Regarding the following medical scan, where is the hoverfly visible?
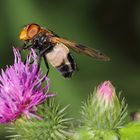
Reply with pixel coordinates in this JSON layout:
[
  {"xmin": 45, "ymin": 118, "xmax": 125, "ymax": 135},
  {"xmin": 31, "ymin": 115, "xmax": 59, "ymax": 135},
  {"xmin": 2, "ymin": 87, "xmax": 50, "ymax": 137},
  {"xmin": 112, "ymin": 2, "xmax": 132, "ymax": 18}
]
[{"xmin": 19, "ymin": 23, "xmax": 110, "ymax": 78}]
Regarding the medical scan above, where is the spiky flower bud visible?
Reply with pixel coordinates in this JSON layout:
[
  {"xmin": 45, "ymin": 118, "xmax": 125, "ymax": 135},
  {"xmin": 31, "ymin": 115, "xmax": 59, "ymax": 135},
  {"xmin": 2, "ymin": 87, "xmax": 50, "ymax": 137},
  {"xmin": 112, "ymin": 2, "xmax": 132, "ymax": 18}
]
[
  {"xmin": 74, "ymin": 81, "xmax": 127, "ymax": 140},
  {"xmin": 82, "ymin": 81, "xmax": 127, "ymax": 129}
]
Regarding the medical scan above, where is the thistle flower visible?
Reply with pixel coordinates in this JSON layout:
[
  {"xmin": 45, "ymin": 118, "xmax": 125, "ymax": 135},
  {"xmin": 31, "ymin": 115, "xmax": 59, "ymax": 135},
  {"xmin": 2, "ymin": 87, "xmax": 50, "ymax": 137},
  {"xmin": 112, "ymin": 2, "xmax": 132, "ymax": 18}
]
[{"xmin": 0, "ymin": 48, "xmax": 53, "ymax": 124}]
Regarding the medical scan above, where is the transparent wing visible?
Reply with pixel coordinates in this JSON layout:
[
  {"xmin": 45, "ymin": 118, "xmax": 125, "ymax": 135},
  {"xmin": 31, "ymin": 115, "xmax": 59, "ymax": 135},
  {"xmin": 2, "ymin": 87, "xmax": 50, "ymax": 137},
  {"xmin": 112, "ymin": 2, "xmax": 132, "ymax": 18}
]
[{"xmin": 50, "ymin": 37, "xmax": 110, "ymax": 61}]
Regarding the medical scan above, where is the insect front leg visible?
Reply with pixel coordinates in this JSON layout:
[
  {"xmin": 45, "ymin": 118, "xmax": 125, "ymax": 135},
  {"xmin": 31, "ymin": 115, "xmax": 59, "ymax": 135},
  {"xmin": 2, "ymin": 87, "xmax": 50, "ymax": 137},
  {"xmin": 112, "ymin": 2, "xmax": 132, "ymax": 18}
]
[
  {"xmin": 16, "ymin": 42, "xmax": 26, "ymax": 53},
  {"xmin": 18, "ymin": 41, "xmax": 29, "ymax": 51},
  {"xmin": 39, "ymin": 44, "xmax": 53, "ymax": 56},
  {"xmin": 20, "ymin": 42, "xmax": 27, "ymax": 50}
]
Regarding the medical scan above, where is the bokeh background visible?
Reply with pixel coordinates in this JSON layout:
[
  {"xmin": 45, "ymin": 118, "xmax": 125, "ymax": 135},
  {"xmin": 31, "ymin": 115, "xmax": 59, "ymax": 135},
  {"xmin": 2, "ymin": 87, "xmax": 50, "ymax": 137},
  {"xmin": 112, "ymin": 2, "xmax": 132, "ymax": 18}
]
[{"xmin": 0, "ymin": 0, "xmax": 140, "ymax": 139}]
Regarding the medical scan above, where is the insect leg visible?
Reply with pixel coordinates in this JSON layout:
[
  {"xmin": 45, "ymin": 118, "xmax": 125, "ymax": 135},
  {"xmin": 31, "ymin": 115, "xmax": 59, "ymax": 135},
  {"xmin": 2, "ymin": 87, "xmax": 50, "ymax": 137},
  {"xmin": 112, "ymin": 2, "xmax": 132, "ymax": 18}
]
[
  {"xmin": 16, "ymin": 43, "xmax": 26, "ymax": 53},
  {"xmin": 24, "ymin": 44, "xmax": 32, "ymax": 50},
  {"xmin": 23, "ymin": 45, "xmax": 37, "ymax": 64},
  {"xmin": 21, "ymin": 43, "xmax": 31, "ymax": 64},
  {"xmin": 43, "ymin": 55, "xmax": 50, "ymax": 76},
  {"xmin": 35, "ymin": 54, "xmax": 42, "ymax": 73},
  {"xmin": 39, "ymin": 45, "xmax": 53, "ymax": 56},
  {"xmin": 18, "ymin": 42, "xmax": 32, "ymax": 53},
  {"xmin": 20, "ymin": 42, "xmax": 27, "ymax": 50},
  {"xmin": 36, "ymin": 45, "xmax": 52, "ymax": 75}
]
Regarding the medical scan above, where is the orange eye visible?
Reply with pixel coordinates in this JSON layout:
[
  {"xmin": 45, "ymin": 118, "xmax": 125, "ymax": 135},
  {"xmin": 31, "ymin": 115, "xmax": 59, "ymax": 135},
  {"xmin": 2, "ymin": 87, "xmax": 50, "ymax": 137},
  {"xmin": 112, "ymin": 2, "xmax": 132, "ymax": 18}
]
[
  {"xmin": 19, "ymin": 23, "xmax": 40, "ymax": 41},
  {"xmin": 19, "ymin": 24, "xmax": 40, "ymax": 41},
  {"xmin": 27, "ymin": 24, "xmax": 40, "ymax": 38}
]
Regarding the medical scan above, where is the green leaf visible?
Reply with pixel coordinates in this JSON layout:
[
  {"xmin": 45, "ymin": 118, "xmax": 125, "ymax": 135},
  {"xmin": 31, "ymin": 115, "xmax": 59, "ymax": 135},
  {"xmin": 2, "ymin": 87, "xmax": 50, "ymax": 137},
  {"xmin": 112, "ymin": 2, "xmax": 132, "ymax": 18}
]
[
  {"xmin": 72, "ymin": 128, "xmax": 119, "ymax": 140},
  {"xmin": 119, "ymin": 121, "xmax": 140, "ymax": 140}
]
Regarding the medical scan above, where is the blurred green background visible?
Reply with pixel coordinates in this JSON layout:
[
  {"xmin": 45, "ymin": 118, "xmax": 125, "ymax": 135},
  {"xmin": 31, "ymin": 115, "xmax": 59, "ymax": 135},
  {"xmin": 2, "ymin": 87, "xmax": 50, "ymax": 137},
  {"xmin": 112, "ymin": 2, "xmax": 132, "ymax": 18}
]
[{"xmin": 0, "ymin": 0, "xmax": 140, "ymax": 139}]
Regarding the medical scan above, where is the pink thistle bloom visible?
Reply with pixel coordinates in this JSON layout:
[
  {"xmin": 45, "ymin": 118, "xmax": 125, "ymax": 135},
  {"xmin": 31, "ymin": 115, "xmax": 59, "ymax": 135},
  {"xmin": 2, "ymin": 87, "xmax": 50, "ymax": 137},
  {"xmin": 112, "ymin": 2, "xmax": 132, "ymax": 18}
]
[
  {"xmin": 97, "ymin": 81, "xmax": 115, "ymax": 102},
  {"xmin": 0, "ymin": 48, "xmax": 54, "ymax": 124}
]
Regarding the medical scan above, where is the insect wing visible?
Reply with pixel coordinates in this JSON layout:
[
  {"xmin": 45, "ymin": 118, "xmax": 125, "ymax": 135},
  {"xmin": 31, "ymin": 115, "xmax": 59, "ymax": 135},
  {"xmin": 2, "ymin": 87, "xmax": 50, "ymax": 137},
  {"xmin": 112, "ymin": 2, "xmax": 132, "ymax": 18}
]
[{"xmin": 50, "ymin": 37, "xmax": 110, "ymax": 61}]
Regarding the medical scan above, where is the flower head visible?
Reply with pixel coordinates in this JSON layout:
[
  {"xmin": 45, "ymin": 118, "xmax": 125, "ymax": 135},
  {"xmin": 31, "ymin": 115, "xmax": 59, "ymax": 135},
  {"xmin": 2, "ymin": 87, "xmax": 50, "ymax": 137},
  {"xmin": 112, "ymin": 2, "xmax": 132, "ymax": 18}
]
[{"xmin": 0, "ymin": 48, "xmax": 53, "ymax": 123}]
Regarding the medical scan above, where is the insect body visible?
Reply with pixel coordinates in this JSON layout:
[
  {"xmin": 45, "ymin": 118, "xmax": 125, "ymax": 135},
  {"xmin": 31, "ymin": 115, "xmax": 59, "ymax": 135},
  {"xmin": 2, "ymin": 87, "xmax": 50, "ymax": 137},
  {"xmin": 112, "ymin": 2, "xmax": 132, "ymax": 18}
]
[{"xmin": 19, "ymin": 23, "xmax": 110, "ymax": 78}]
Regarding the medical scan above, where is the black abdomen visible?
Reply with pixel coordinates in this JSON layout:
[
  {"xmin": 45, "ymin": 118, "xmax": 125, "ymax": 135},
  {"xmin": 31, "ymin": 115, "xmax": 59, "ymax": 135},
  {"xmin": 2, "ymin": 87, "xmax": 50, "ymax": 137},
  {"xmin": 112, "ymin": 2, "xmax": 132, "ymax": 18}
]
[{"xmin": 57, "ymin": 53, "xmax": 76, "ymax": 78}]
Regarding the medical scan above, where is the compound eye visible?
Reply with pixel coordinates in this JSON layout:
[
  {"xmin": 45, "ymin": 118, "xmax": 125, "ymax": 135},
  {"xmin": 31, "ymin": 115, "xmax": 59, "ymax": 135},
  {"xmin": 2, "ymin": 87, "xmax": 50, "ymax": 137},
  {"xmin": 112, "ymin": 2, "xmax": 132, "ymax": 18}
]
[{"xmin": 27, "ymin": 24, "xmax": 40, "ymax": 38}]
